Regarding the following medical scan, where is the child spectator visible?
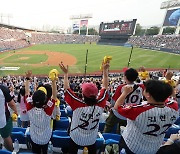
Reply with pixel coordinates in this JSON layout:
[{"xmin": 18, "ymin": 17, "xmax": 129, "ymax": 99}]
[
  {"xmin": 24, "ymin": 70, "xmax": 56, "ymax": 154},
  {"xmin": 17, "ymin": 86, "xmax": 29, "ymax": 128},
  {"xmin": 114, "ymin": 80, "xmax": 179, "ymax": 154}
]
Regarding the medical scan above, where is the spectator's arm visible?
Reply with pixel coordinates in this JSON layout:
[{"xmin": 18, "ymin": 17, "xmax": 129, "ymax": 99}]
[
  {"xmin": 8, "ymin": 99, "xmax": 18, "ymax": 116},
  {"xmin": 59, "ymin": 62, "xmax": 70, "ymax": 90},
  {"xmin": 102, "ymin": 61, "xmax": 110, "ymax": 89},
  {"xmin": 25, "ymin": 70, "xmax": 32, "ymax": 96},
  {"xmin": 164, "ymin": 134, "xmax": 180, "ymax": 146},
  {"xmin": 114, "ymin": 85, "xmax": 133, "ymax": 110},
  {"xmin": 52, "ymin": 80, "xmax": 57, "ymax": 100}
]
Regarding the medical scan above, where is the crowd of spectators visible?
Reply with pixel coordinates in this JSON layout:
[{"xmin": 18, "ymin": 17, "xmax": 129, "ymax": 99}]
[
  {"xmin": 1, "ymin": 25, "xmax": 180, "ymax": 52},
  {"xmin": 127, "ymin": 35, "xmax": 180, "ymax": 51},
  {"xmin": 0, "ymin": 67, "xmax": 180, "ymax": 153},
  {"xmin": 0, "ymin": 26, "xmax": 100, "ymax": 51},
  {"xmin": 0, "ymin": 27, "xmax": 29, "ymax": 51},
  {"xmin": 30, "ymin": 33, "xmax": 100, "ymax": 44},
  {"xmin": 1, "ymin": 70, "xmax": 179, "ymax": 104}
]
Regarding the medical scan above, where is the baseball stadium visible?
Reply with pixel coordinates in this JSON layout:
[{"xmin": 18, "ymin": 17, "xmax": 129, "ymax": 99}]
[{"xmin": 0, "ymin": 0, "xmax": 180, "ymax": 154}]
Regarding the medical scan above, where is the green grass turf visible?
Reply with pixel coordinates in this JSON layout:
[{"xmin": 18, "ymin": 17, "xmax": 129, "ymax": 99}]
[{"xmin": 0, "ymin": 44, "xmax": 179, "ymax": 76}]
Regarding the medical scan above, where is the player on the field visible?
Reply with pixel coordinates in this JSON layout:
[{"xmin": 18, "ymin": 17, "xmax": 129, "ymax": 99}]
[{"xmin": 114, "ymin": 80, "xmax": 179, "ymax": 154}]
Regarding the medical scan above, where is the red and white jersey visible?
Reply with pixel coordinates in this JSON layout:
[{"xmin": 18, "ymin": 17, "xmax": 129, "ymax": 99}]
[
  {"xmin": 118, "ymin": 100, "xmax": 179, "ymax": 154},
  {"xmin": 25, "ymin": 96, "xmax": 55, "ymax": 145},
  {"xmin": 112, "ymin": 83, "xmax": 144, "ymax": 104},
  {"xmin": 112, "ymin": 83, "xmax": 144, "ymax": 119},
  {"xmin": 65, "ymin": 88, "xmax": 108, "ymax": 146}
]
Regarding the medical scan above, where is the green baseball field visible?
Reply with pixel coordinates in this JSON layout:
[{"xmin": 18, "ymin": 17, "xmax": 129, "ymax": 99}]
[{"xmin": 0, "ymin": 44, "xmax": 179, "ymax": 76}]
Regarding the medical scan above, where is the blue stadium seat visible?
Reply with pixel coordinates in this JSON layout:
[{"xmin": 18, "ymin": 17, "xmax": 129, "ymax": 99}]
[
  {"xmin": 12, "ymin": 127, "xmax": 26, "ymax": 134},
  {"xmin": 54, "ymin": 117, "xmax": 70, "ymax": 130},
  {"xmin": 98, "ymin": 122, "xmax": 118, "ymax": 134},
  {"xmin": 99, "ymin": 122, "xmax": 105, "ymax": 133},
  {"xmin": 165, "ymin": 124, "xmax": 180, "ymax": 139},
  {"xmin": 53, "ymin": 130, "xmax": 69, "ymax": 136},
  {"xmin": 66, "ymin": 109, "xmax": 73, "ymax": 117},
  {"xmin": 60, "ymin": 104, "xmax": 65, "ymax": 110},
  {"xmin": 0, "ymin": 149, "xmax": 11, "ymax": 154},
  {"xmin": 17, "ymin": 117, "xmax": 22, "ymax": 127},
  {"xmin": 11, "ymin": 131, "xmax": 26, "ymax": 144},
  {"xmin": 60, "ymin": 109, "xmax": 67, "ymax": 117},
  {"xmin": 11, "ymin": 127, "xmax": 26, "ymax": 144},
  {"xmin": 102, "ymin": 133, "xmax": 121, "ymax": 145},
  {"xmin": 96, "ymin": 136, "xmax": 105, "ymax": 150},
  {"xmin": 174, "ymin": 117, "xmax": 180, "ymax": 125},
  {"xmin": 98, "ymin": 133, "xmax": 121, "ymax": 153},
  {"xmin": 52, "ymin": 130, "xmax": 70, "ymax": 149}
]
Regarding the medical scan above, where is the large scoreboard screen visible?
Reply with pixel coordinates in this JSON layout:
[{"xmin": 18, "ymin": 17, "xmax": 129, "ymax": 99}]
[
  {"xmin": 163, "ymin": 8, "xmax": 180, "ymax": 26},
  {"xmin": 99, "ymin": 19, "xmax": 137, "ymax": 39}
]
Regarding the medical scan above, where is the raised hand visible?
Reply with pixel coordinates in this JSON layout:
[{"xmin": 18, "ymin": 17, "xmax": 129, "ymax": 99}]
[
  {"xmin": 25, "ymin": 70, "xmax": 32, "ymax": 78},
  {"xmin": 102, "ymin": 61, "xmax": 110, "ymax": 71},
  {"xmin": 122, "ymin": 85, "xmax": 133, "ymax": 95},
  {"xmin": 59, "ymin": 62, "xmax": 68, "ymax": 74}
]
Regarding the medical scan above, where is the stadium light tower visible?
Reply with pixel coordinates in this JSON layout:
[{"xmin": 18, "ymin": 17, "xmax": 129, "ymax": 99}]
[{"xmin": 70, "ymin": 14, "xmax": 92, "ymax": 35}]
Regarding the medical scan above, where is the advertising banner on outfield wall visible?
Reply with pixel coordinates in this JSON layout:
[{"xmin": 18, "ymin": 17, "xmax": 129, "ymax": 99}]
[{"xmin": 140, "ymin": 46, "xmax": 180, "ymax": 54}]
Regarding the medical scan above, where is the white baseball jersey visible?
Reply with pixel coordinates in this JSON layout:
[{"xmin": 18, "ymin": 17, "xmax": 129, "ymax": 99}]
[
  {"xmin": 26, "ymin": 96, "xmax": 55, "ymax": 145},
  {"xmin": 65, "ymin": 88, "xmax": 108, "ymax": 146},
  {"xmin": 112, "ymin": 83, "xmax": 144, "ymax": 119},
  {"xmin": 117, "ymin": 100, "xmax": 179, "ymax": 154},
  {"xmin": 112, "ymin": 83, "xmax": 144, "ymax": 104}
]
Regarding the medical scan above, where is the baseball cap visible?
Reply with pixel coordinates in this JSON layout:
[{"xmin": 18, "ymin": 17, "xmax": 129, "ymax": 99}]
[
  {"xmin": 38, "ymin": 87, "xmax": 47, "ymax": 95},
  {"xmin": 32, "ymin": 90, "xmax": 47, "ymax": 108},
  {"xmin": 81, "ymin": 82, "xmax": 98, "ymax": 98},
  {"xmin": 122, "ymin": 67, "xmax": 128, "ymax": 72}
]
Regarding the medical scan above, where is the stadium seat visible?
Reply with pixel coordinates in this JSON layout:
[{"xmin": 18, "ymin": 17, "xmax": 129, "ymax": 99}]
[
  {"xmin": 11, "ymin": 131, "xmax": 26, "ymax": 144},
  {"xmin": 54, "ymin": 117, "xmax": 70, "ymax": 130},
  {"xmin": 52, "ymin": 130, "xmax": 70, "ymax": 149},
  {"xmin": 174, "ymin": 117, "xmax": 180, "ymax": 125},
  {"xmin": 165, "ymin": 124, "xmax": 180, "ymax": 139},
  {"xmin": 60, "ymin": 109, "xmax": 67, "ymax": 117},
  {"xmin": 53, "ymin": 130, "xmax": 69, "ymax": 136},
  {"xmin": 11, "ymin": 127, "xmax": 26, "ymax": 144},
  {"xmin": 98, "ymin": 122, "xmax": 118, "ymax": 134},
  {"xmin": 66, "ymin": 108, "xmax": 73, "ymax": 117},
  {"xmin": 0, "ymin": 149, "xmax": 11, "ymax": 154},
  {"xmin": 96, "ymin": 133, "xmax": 105, "ymax": 150},
  {"xmin": 99, "ymin": 122, "xmax": 105, "ymax": 133},
  {"xmin": 17, "ymin": 117, "xmax": 22, "ymax": 127},
  {"xmin": 98, "ymin": 133, "xmax": 121, "ymax": 153},
  {"xmin": 102, "ymin": 133, "xmax": 121, "ymax": 145},
  {"xmin": 60, "ymin": 104, "xmax": 65, "ymax": 110},
  {"xmin": 12, "ymin": 127, "xmax": 26, "ymax": 134}
]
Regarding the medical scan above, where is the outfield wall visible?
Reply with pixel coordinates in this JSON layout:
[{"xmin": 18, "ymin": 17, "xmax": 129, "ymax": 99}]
[{"xmin": 139, "ymin": 46, "xmax": 180, "ymax": 54}]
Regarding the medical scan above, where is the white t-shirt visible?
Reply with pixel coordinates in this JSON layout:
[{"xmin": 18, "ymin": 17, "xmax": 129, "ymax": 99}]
[{"xmin": 0, "ymin": 89, "xmax": 6, "ymax": 128}]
